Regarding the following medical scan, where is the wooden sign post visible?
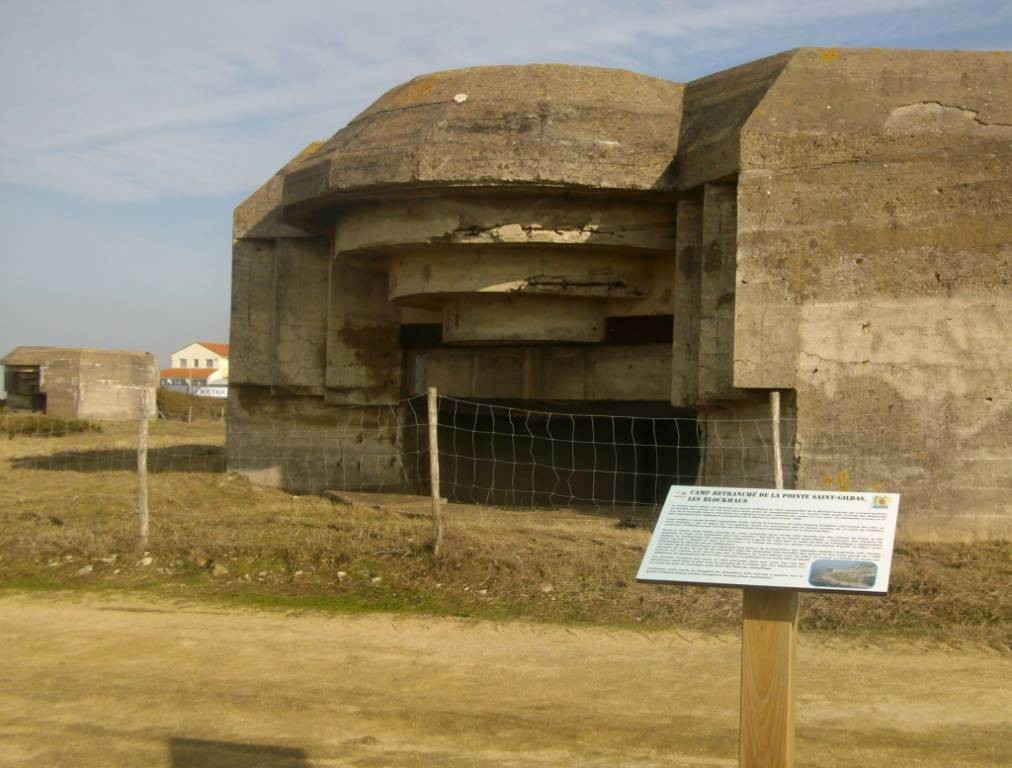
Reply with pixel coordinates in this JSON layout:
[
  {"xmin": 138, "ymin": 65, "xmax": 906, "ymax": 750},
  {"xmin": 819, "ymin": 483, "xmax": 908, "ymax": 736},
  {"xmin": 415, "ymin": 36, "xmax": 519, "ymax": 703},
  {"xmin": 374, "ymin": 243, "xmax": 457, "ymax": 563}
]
[
  {"xmin": 739, "ymin": 390, "xmax": 796, "ymax": 768},
  {"xmin": 740, "ymin": 589, "xmax": 797, "ymax": 767},
  {"xmin": 636, "ymin": 390, "xmax": 900, "ymax": 768}
]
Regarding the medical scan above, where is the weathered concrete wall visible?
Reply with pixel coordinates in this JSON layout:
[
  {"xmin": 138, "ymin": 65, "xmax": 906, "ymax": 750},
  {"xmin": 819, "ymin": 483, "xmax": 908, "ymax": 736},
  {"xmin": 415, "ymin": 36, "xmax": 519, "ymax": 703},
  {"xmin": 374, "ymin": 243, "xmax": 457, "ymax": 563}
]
[
  {"xmin": 229, "ymin": 239, "xmax": 276, "ymax": 387},
  {"xmin": 73, "ymin": 351, "xmax": 157, "ymax": 421},
  {"xmin": 405, "ymin": 344, "xmax": 672, "ymax": 402},
  {"xmin": 225, "ymin": 387, "xmax": 412, "ymax": 493},
  {"xmin": 275, "ymin": 239, "xmax": 329, "ymax": 391},
  {"xmin": 325, "ymin": 257, "xmax": 400, "ymax": 404},
  {"xmin": 231, "ymin": 145, "xmax": 402, "ymax": 406},
  {"xmin": 722, "ymin": 49, "xmax": 1012, "ymax": 539},
  {"xmin": 231, "ymin": 143, "xmax": 333, "ymax": 397},
  {"xmin": 671, "ymin": 193, "xmax": 702, "ymax": 404},
  {"xmin": 670, "ymin": 183, "xmax": 745, "ymax": 404},
  {"xmin": 229, "ymin": 145, "xmax": 403, "ymax": 484},
  {"xmin": 38, "ymin": 358, "xmax": 80, "ymax": 418},
  {"xmin": 229, "ymin": 237, "xmax": 330, "ymax": 393}
]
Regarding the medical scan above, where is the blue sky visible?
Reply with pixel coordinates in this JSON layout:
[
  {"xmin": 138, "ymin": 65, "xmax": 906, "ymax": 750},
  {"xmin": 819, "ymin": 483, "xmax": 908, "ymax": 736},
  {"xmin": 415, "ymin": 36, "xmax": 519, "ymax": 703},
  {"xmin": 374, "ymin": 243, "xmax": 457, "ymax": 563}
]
[{"xmin": 1, "ymin": 0, "xmax": 1009, "ymax": 370}]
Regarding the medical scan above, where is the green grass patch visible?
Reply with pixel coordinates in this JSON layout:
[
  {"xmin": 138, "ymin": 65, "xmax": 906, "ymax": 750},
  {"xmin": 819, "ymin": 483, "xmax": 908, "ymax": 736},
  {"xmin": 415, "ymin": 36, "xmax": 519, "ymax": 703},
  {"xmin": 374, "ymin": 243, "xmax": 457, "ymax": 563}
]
[{"xmin": 1, "ymin": 412, "xmax": 101, "ymax": 437}]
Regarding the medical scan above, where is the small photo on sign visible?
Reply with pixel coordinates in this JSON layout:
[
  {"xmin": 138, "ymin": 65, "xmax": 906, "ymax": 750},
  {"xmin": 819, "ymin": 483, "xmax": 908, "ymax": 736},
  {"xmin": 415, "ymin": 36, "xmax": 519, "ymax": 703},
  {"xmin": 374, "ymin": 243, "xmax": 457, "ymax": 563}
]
[{"xmin": 807, "ymin": 559, "xmax": 878, "ymax": 590}]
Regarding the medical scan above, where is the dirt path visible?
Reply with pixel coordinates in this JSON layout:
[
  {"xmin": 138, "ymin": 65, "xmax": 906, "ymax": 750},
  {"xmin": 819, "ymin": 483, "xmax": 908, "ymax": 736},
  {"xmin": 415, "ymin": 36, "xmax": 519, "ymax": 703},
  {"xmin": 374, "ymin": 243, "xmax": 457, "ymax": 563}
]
[{"xmin": 0, "ymin": 593, "xmax": 1008, "ymax": 767}]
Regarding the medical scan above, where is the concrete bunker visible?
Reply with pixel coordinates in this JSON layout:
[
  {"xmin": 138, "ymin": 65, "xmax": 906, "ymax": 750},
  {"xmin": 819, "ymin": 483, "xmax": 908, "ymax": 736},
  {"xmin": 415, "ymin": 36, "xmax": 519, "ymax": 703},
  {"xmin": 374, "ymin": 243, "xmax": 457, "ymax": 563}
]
[
  {"xmin": 229, "ymin": 50, "xmax": 1012, "ymax": 540},
  {"xmin": 2, "ymin": 346, "xmax": 157, "ymax": 421}
]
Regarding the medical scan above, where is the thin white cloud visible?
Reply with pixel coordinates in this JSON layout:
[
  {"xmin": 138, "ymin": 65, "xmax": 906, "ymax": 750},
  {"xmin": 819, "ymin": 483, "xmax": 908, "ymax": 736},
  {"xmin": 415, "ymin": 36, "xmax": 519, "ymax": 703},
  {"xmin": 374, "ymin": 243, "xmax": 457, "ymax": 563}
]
[{"xmin": 0, "ymin": 0, "xmax": 1001, "ymax": 203}]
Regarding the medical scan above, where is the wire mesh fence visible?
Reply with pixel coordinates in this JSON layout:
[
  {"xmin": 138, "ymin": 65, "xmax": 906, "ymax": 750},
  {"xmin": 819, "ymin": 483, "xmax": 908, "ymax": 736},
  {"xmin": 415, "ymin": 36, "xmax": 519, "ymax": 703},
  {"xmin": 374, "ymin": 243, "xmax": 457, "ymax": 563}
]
[
  {"xmin": 1, "ymin": 392, "xmax": 794, "ymax": 535},
  {"xmin": 443, "ymin": 397, "xmax": 710, "ymax": 508}
]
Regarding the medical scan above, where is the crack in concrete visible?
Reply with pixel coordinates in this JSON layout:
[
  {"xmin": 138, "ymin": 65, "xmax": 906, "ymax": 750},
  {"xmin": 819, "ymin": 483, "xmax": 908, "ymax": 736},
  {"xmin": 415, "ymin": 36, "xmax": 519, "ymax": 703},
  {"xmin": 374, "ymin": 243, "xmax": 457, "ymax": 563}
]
[
  {"xmin": 898, "ymin": 101, "xmax": 1012, "ymax": 129},
  {"xmin": 795, "ymin": 351, "xmax": 997, "ymax": 373}
]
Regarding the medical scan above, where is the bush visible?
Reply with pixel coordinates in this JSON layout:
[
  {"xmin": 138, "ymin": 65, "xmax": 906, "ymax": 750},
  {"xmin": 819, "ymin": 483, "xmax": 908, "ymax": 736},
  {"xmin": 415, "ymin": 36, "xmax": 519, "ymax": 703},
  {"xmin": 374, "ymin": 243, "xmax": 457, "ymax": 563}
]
[
  {"xmin": 1, "ymin": 412, "xmax": 101, "ymax": 437},
  {"xmin": 156, "ymin": 388, "xmax": 227, "ymax": 421}
]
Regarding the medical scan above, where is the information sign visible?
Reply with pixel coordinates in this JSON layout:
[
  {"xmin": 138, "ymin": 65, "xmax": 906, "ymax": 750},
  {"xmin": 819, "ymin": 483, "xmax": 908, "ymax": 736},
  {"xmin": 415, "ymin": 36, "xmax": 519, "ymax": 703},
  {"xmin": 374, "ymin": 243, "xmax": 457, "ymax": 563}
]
[{"xmin": 637, "ymin": 486, "xmax": 900, "ymax": 594}]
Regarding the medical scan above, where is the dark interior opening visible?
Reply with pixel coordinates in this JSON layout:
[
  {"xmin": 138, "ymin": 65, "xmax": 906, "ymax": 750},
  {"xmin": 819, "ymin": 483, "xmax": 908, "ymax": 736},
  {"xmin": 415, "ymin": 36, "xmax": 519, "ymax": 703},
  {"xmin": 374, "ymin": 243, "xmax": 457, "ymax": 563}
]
[
  {"xmin": 400, "ymin": 323, "xmax": 443, "ymax": 348},
  {"xmin": 5, "ymin": 366, "xmax": 45, "ymax": 412},
  {"xmin": 435, "ymin": 399, "xmax": 700, "ymax": 508},
  {"xmin": 604, "ymin": 314, "xmax": 674, "ymax": 344},
  {"xmin": 401, "ymin": 316, "xmax": 675, "ymax": 349}
]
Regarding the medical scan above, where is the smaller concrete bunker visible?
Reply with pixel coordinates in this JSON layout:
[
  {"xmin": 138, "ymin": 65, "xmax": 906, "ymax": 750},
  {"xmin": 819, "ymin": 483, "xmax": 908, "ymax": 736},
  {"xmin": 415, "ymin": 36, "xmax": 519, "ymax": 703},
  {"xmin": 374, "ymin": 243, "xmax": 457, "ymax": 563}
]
[{"xmin": 2, "ymin": 346, "xmax": 157, "ymax": 421}]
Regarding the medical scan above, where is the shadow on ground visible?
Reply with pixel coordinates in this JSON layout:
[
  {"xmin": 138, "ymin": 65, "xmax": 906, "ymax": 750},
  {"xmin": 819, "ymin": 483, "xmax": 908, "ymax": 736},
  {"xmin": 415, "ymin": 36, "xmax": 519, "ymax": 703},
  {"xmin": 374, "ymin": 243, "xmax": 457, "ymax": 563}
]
[
  {"xmin": 10, "ymin": 445, "xmax": 225, "ymax": 473},
  {"xmin": 168, "ymin": 738, "xmax": 309, "ymax": 768}
]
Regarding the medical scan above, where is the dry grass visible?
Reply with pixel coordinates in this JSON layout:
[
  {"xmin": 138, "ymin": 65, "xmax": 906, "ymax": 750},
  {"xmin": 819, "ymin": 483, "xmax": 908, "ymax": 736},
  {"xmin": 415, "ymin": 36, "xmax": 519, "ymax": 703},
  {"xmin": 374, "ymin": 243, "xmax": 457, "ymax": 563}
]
[{"xmin": 0, "ymin": 421, "xmax": 1008, "ymax": 649}]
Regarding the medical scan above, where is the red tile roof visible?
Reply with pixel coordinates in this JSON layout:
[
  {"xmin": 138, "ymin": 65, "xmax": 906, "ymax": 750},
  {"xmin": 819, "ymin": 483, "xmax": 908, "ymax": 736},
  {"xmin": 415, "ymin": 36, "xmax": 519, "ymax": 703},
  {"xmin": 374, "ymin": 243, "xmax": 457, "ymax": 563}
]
[
  {"xmin": 197, "ymin": 342, "xmax": 229, "ymax": 357},
  {"xmin": 160, "ymin": 368, "xmax": 215, "ymax": 378}
]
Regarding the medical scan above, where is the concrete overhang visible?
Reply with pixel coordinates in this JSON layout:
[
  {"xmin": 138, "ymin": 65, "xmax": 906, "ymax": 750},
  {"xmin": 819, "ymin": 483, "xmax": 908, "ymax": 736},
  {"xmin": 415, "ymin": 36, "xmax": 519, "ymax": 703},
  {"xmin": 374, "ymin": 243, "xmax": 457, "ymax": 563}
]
[
  {"xmin": 275, "ymin": 64, "xmax": 684, "ymax": 228},
  {"xmin": 669, "ymin": 47, "xmax": 1012, "ymax": 190}
]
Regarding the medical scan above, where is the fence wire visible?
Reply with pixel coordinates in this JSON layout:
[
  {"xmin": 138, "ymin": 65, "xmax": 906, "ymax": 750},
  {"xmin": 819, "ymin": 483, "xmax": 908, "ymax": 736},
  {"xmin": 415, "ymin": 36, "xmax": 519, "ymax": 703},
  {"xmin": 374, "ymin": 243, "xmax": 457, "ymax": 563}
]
[
  {"xmin": 1, "ymin": 394, "xmax": 795, "ymax": 524},
  {"xmin": 435, "ymin": 396, "xmax": 793, "ymax": 510}
]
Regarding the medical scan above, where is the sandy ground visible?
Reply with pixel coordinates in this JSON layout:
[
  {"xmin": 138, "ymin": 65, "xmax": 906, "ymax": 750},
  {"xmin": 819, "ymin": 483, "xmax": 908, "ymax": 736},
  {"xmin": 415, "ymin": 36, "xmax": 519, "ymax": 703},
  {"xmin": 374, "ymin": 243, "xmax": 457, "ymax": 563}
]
[{"xmin": 0, "ymin": 593, "xmax": 1008, "ymax": 768}]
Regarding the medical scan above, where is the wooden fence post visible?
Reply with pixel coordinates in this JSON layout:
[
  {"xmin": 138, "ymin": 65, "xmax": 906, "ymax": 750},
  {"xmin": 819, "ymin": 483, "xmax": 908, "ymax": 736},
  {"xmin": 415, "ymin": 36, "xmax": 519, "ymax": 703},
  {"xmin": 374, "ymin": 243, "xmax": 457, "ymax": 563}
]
[
  {"xmin": 739, "ymin": 390, "xmax": 797, "ymax": 767},
  {"xmin": 771, "ymin": 390, "xmax": 784, "ymax": 492},
  {"xmin": 138, "ymin": 389, "xmax": 150, "ymax": 546},
  {"xmin": 427, "ymin": 387, "xmax": 444, "ymax": 557}
]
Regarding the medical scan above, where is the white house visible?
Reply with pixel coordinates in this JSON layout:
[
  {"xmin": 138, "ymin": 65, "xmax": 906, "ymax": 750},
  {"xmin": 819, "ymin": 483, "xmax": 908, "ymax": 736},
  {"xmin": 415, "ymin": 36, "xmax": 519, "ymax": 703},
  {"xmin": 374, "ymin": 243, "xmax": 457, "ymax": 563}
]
[{"xmin": 160, "ymin": 341, "xmax": 229, "ymax": 394}]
